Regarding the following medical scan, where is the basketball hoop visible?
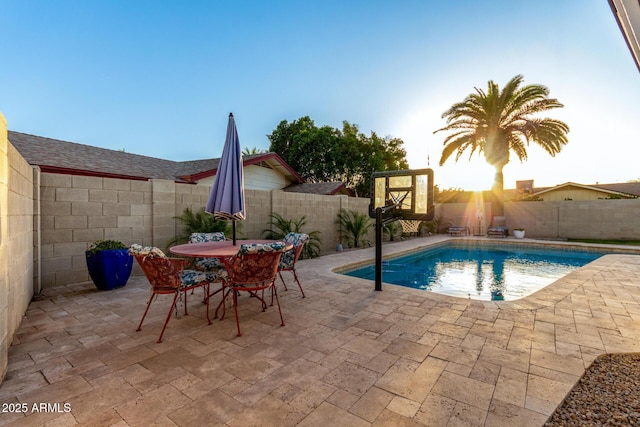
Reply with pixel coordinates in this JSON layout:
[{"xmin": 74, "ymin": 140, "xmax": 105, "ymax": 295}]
[{"xmin": 369, "ymin": 169, "xmax": 435, "ymax": 291}]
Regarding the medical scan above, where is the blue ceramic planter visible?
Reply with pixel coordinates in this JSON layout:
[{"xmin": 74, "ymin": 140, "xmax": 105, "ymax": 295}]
[{"xmin": 85, "ymin": 249, "xmax": 133, "ymax": 291}]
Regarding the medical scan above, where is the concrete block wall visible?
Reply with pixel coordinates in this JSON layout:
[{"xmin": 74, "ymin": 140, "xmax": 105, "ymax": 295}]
[
  {"xmin": 37, "ymin": 176, "xmax": 375, "ymax": 288},
  {"xmin": 440, "ymin": 200, "xmax": 640, "ymax": 239},
  {"xmin": 271, "ymin": 191, "xmax": 349, "ymax": 253},
  {"xmin": 151, "ymin": 179, "xmax": 176, "ymax": 248},
  {"xmin": 506, "ymin": 202, "xmax": 561, "ymax": 237},
  {"xmin": 174, "ymin": 182, "xmax": 215, "ymax": 244},
  {"xmin": 506, "ymin": 200, "xmax": 640, "ymax": 239},
  {"xmin": 557, "ymin": 199, "xmax": 640, "ymax": 239},
  {"xmin": 39, "ymin": 173, "xmax": 153, "ymax": 287},
  {"xmin": 0, "ymin": 113, "xmax": 9, "ymax": 383},
  {"xmin": 435, "ymin": 202, "xmax": 490, "ymax": 234},
  {"xmin": 244, "ymin": 188, "xmax": 272, "ymax": 239},
  {"xmin": 0, "ymin": 113, "xmax": 34, "ymax": 383}
]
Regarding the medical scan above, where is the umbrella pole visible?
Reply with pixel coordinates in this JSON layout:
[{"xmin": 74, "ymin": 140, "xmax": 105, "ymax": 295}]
[{"xmin": 232, "ymin": 220, "xmax": 236, "ymax": 245}]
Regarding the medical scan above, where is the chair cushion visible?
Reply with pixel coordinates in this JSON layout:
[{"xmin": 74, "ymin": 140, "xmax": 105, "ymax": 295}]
[
  {"xmin": 189, "ymin": 232, "xmax": 226, "ymax": 243},
  {"xmin": 181, "ymin": 269, "xmax": 226, "ymax": 287},
  {"xmin": 279, "ymin": 250, "xmax": 296, "ymax": 269},
  {"xmin": 195, "ymin": 257, "xmax": 224, "ymax": 271},
  {"xmin": 238, "ymin": 242, "xmax": 286, "ymax": 254},
  {"xmin": 129, "ymin": 244, "xmax": 166, "ymax": 258},
  {"xmin": 283, "ymin": 232, "xmax": 309, "ymax": 246},
  {"xmin": 279, "ymin": 233, "xmax": 308, "ymax": 269}
]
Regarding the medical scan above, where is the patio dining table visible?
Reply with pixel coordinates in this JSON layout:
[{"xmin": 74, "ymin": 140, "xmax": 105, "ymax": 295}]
[{"xmin": 169, "ymin": 239, "xmax": 291, "ymax": 259}]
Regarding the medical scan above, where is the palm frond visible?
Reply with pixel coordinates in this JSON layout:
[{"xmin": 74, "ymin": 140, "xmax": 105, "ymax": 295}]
[
  {"xmin": 261, "ymin": 212, "xmax": 322, "ymax": 258},
  {"xmin": 166, "ymin": 207, "xmax": 231, "ymax": 249},
  {"xmin": 336, "ymin": 208, "xmax": 373, "ymax": 248},
  {"xmin": 436, "ymin": 74, "xmax": 569, "ymax": 170}
]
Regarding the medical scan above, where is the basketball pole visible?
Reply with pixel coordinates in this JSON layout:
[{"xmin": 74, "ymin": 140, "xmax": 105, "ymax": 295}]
[
  {"xmin": 375, "ymin": 207, "xmax": 383, "ymax": 291},
  {"xmin": 374, "ymin": 193, "xmax": 407, "ymax": 291}
]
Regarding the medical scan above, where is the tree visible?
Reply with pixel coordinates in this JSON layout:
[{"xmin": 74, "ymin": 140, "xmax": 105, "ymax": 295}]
[
  {"xmin": 434, "ymin": 75, "xmax": 569, "ymax": 215},
  {"xmin": 242, "ymin": 147, "xmax": 266, "ymax": 155},
  {"xmin": 268, "ymin": 117, "xmax": 408, "ymax": 197}
]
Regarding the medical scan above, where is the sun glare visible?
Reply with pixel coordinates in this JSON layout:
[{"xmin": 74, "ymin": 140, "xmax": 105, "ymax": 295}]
[
  {"xmin": 435, "ymin": 160, "xmax": 495, "ymax": 192},
  {"xmin": 463, "ymin": 162, "xmax": 495, "ymax": 191}
]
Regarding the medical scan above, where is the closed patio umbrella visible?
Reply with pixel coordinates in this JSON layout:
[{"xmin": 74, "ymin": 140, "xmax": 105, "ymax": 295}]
[{"xmin": 205, "ymin": 113, "xmax": 245, "ymax": 245}]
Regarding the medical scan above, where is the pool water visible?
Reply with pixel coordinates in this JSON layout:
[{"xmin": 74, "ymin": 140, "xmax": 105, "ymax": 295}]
[{"xmin": 343, "ymin": 243, "xmax": 607, "ymax": 301}]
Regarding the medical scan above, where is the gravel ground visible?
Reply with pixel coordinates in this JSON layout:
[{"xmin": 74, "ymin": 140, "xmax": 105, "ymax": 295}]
[{"xmin": 545, "ymin": 353, "xmax": 640, "ymax": 426}]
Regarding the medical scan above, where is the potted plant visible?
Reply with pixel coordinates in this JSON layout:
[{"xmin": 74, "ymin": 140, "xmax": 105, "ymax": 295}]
[
  {"xmin": 85, "ymin": 240, "xmax": 133, "ymax": 290},
  {"xmin": 513, "ymin": 228, "xmax": 526, "ymax": 239}
]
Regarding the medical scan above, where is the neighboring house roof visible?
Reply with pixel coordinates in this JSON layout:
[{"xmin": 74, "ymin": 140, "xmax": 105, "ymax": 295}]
[
  {"xmin": 590, "ymin": 182, "xmax": 640, "ymax": 196},
  {"xmin": 178, "ymin": 152, "xmax": 303, "ymax": 184},
  {"xmin": 283, "ymin": 181, "xmax": 356, "ymax": 197},
  {"xmin": 9, "ymin": 131, "xmax": 178, "ymax": 181},
  {"xmin": 8, "ymin": 131, "xmax": 304, "ymax": 184},
  {"xmin": 532, "ymin": 182, "xmax": 640, "ymax": 198}
]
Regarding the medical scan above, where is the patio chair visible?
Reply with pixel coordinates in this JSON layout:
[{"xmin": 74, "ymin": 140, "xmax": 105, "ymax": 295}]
[
  {"xmin": 189, "ymin": 232, "xmax": 226, "ymax": 272},
  {"xmin": 448, "ymin": 216, "xmax": 470, "ymax": 236},
  {"xmin": 487, "ymin": 216, "xmax": 508, "ymax": 238},
  {"xmin": 218, "ymin": 242, "xmax": 287, "ymax": 336},
  {"xmin": 130, "ymin": 244, "xmax": 224, "ymax": 343},
  {"xmin": 278, "ymin": 232, "xmax": 309, "ymax": 298}
]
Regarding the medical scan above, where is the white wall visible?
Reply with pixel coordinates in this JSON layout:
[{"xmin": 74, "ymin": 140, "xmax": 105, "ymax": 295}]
[{"xmin": 196, "ymin": 163, "xmax": 290, "ymax": 190}]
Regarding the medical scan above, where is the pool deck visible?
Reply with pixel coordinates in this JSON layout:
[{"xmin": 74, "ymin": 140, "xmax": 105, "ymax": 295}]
[{"xmin": 2, "ymin": 235, "xmax": 640, "ymax": 426}]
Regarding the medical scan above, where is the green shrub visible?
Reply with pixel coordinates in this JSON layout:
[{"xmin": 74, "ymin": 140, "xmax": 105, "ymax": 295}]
[
  {"xmin": 383, "ymin": 220, "xmax": 403, "ymax": 241},
  {"xmin": 88, "ymin": 240, "xmax": 127, "ymax": 255},
  {"xmin": 336, "ymin": 208, "xmax": 373, "ymax": 248},
  {"xmin": 167, "ymin": 207, "xmax": 233, "ymax": 248},
  {"xmin": 262, "ymin": 213, "xmax": 322, "ymax": 258}
]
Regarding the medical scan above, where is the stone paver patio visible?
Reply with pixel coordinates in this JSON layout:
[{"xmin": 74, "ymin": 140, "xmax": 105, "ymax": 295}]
[{"xmin": 2, "ymin": 236, "xmax": 640, "ymax": 426}]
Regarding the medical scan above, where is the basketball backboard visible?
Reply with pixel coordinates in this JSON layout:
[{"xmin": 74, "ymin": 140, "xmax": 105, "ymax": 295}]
[{"xmin": 369, "ymin": 168, "xmax": 435, "ymax": 221}]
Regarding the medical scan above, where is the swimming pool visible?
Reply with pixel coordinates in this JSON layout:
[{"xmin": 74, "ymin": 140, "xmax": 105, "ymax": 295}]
[{"xmin": 342, "ymin": 242, "xmax": 612, "ymax": 301}]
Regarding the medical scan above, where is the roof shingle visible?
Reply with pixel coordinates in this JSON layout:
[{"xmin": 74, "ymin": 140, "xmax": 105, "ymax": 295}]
[{"xmin": 8, "ymin": 131, "xmax": 289, "ymax": 184}]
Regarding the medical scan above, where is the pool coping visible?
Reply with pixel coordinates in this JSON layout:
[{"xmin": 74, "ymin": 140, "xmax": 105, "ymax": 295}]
[{"xmin": 319, "ymin": 235, "xmax": 640, "ymax": 310}]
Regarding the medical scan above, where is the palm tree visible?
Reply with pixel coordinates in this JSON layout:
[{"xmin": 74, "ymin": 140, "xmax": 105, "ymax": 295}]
[
  {"xmin": 434, "ymin": 75, "xmax": 569, "ymax": 215},
  {"xmin": 242, "ymin": 146, "xmax": 266, "ymax": 155}
]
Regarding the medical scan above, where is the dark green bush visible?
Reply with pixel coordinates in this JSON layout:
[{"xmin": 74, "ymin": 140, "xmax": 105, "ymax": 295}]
[
  {"xmin": 262, "ymin": 213, "xmax": 321, "ymax": 258},
  {"xmin": 88, "ymin": 240, "xmax": 127, "ymax": 255}
]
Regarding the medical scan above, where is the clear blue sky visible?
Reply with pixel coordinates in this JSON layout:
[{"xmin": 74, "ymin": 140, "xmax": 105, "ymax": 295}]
[{"xmin": 2, "ymin": 0, "xmax": 638, "ymax": 191}]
